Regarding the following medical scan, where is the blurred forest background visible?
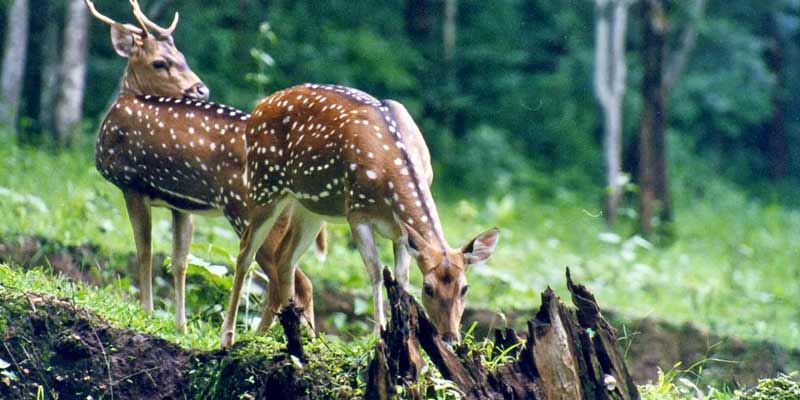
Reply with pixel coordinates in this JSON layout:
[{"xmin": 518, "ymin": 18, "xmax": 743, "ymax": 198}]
[
  {"xmin": 2, "ymin": 0, "xmax": 800, "ymax": 369},
  {"xmin": 2, "ymin": 0, "xmax": 799, "ymax": 231}
]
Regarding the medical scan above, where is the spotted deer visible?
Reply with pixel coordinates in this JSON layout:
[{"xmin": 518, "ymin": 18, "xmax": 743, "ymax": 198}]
[
  {"xmin": 221, "ymin": 84, "xmax": 500, "ymax": 347},
  {"xmin": 86, "ymin": 0, "xmax": 325, "ymax": 333}
]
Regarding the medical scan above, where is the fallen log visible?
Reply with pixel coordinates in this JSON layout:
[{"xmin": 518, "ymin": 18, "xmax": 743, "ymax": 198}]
[{"xmin": 367, "ymin": 267, "xmax": 640, "ymax": 400}]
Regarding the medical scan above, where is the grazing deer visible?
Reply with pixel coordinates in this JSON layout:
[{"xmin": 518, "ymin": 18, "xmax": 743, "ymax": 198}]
[
  {"xmin": 86, "ymin": 0, "xmax": 325, "ymax": 333},
  {"xmin": 221, "ymin": 84, "xmax": 500, "ymax": 347}
]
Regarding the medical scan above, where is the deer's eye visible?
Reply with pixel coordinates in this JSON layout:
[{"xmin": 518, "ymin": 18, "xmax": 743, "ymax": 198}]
[
  {"xmin": 152, "ymin": 60, "xmax": 169, "ymax": 70},
  {"xmin": 423, "ymin": 284, "xmax": 434, "ymax": 297},
  {"xmin": 460, "ymin": 285, "xmax": 469, "ymax": 297}
]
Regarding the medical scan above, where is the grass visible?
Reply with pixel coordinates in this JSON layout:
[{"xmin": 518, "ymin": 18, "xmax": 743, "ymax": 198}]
[
  {"xmin": 1, "ymin": 135, "xmax": 799, "ymax": 350},
  {"xmin": 3, "ymin": 263, "xmax": 797, "ymax": 399},
  {"xmin": 0, "ymin": 263, "xmax": 222, "ymax": 350}
]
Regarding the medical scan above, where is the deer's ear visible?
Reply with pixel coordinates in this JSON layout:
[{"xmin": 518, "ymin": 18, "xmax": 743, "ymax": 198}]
[
  {"xmin": 110, "ymin": 24, "xmax": 139, "ymax": 58},
  {"xmin": 403, "ymin": 223, "xmax": 426, "ymax": 257},
  {"xmin": 462, "ymin": 228, "xmax": 500, "ymax": 267}
]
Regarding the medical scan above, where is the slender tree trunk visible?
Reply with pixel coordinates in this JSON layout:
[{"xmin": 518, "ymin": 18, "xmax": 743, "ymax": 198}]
[
  {"xmin": 39, "ymin": 1, "xmax": 61, "ymax": 136},
  {"xmin": 638, "ymin": 0, "xmax": 705, "ymax": 236},
  {"xmin": 442, "ymin": 0, "xmax": 458, "ymax": 134},
  {"xmin": 764, "ymin": 12, "xmax": 789, "ymax": 181},
  {"xmin": 639, "ymin": 0, "xmax": 668, "ymax": 237},
  {"xmin": 55, "ymin": 0, "xmax": 90, "ymax": 147},
  {"xmin": 594, "ymin": 0, "xmax": 630, "ymax": 225},
  {"xmin": 443, "ymin": 0, "xmax": 457, "ymax": 63},
  {"xmin": 604, "ymin": 97, "xmax": 623, "ymax": 224},
  {"xmin": 404, "ymin": 0, "xmax": 433, "ymax": 40},
  {"xmin": 0, "ymin": 0, "xmax": 30, "ymax": 135}
]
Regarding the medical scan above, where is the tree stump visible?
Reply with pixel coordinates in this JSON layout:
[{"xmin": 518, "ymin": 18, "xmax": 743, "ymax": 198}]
[
  {"xmin": 278, "ymin": 300, "xmax": 305, "ymax": 362},
  {"xmin": 367, "ymin": 267, "xmax": 640, "ymax": 400}
]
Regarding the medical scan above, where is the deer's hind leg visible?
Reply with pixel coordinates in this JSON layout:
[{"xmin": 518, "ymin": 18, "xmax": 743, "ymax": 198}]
[
  {"xmin": 275, "ymin": 206, "xmax": 324, "ymax": 316},
  {"xmin": 221, "ymin": 198, "xmax": 287, "ymax": 348}
]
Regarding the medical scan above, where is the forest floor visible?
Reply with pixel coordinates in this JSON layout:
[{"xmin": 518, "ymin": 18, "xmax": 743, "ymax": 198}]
[
  {"xmin": 1, "ymin": 237, "xmax": 799, "ymax": 399},
  {"xmin": 1, "ymin": 140, "xmax": 799, "ymax": 398},
  {"xmin": 2, "ymin": 258, "xmax": 800, "ymax": 399}
]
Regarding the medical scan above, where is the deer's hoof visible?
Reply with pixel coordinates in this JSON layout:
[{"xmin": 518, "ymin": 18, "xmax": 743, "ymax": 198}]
[{"xmin": 221, "ymin": 330, "xmax": 235, "ymax": 349}]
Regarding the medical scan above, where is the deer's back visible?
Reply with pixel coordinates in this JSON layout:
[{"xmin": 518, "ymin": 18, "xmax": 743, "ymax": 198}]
[{"xmin": 97, "ymin": 95, "xmax": 250, "ymax": 214}]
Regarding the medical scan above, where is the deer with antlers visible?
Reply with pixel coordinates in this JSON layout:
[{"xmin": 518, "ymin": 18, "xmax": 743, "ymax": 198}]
[
  {"xmin": 86, "ymin": 0, "xmax": 325, "ymax": 333},
  {"xmin": 220, "ymin": 84, "xmax": 500, "ymax": 347}
]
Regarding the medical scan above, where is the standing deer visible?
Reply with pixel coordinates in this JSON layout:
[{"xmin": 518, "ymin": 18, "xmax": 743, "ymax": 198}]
[
  {"xmin": 221, "ymin": 84, "xmax": 500, "ymax": 347},
  {"xmin": 87, "ymin": 0, "xmax": 325, "ymax": 332}
]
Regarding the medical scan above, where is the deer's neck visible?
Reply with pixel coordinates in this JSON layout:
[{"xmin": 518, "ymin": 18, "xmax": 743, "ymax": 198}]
[
  {"xmin": 117, "ymin": 66, "xmax": 146, "ymax": 98},
  {"xmin": 373, "ymin": 105, "xmax": 449, "ymax": 257}
]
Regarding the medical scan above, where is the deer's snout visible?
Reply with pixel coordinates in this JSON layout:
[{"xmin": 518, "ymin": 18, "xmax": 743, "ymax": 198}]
[{"xmin": 184, "ymin": 83, "xmax": 210, "ymax": 100}]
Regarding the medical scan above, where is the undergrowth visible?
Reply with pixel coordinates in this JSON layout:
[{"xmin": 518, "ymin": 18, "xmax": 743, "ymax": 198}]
[
  {"xmin": 1, "ymin": 137, "xmax": 799, "ymax": 397},
  {"xmin": 3, "ymin": 137, "xmax": 798, "ymax": 348}
]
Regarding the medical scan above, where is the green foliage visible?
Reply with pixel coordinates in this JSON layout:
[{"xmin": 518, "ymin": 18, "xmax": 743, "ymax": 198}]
[
  {"xmin": 0, "ymin": 264, "xmax": 221, "ymax": 349},
  {"xmin": 734, "ymin": 372, "xmax": 800, "ymax": 400},
  {"xmin": 11, "ymin": 0, "xmax": 800, "ymax": 193},
  {"xmin": 639, "ymin": 363, "xmax": 735, "ymax": 400},
  {"xmin": 3, "ymin": 136, "xmax": 800, "ymax": 350}
]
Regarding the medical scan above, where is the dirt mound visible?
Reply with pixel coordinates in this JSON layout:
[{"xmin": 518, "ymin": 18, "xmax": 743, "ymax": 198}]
[
  {"xmin": 0, "ymin": 289, "xmax": 353, "ymax": 399},
  {"xmin": 0, "ymin": 236, "xmax": 106, "ymax": 284},
  {"xmin": 0, "ymin": 292, "xmax": 192, "ymax": 399}
]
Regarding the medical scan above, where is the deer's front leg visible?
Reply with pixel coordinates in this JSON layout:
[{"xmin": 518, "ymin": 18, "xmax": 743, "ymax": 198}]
[
  {"xmin": 124, "ymin": 191, "xmax": 153, "ymax": 313},
  {"xmin": 351, "ymin": 222, "xmax": 385, "ymax": 334},
  {"xmin": 393, "ymin": 241, "xmax": 411, "ymax": 291},
  {"xmin": 172, "ymin": 210, "xmax": 193, "ymax": 333}
]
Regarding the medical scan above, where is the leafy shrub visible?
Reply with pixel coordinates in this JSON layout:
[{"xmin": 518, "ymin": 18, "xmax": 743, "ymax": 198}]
[
  {"xmin": 734, "ymin": 373, "xmax": 800, "ymax": 400},
  {"xmin": 447, "ymin": 124, "xmax": 534, "ymax": 195}
]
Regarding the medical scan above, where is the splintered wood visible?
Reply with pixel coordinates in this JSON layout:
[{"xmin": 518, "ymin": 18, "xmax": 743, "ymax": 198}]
[{"xmin": 366, "ymin": 268, "xmax": 639, "ymax": 400}]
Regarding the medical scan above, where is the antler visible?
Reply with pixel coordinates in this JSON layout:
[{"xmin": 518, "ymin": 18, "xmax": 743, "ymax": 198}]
[
  {"xmin": 84, "ymin": 0, "xmax": 144, "ymax": 35},
  {"xmin": 129, "ymin": 0, "xmax": 179, "ymax": 38}
]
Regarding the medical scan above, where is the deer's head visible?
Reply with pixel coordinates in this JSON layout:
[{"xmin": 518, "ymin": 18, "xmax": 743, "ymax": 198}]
[
  {"xmin": 406, "ymin": 226, "xmax": 500, "ymax": 344},
  {"xmin": 85, "ymin": 0, "xmax": 209, "ymax": 100}
]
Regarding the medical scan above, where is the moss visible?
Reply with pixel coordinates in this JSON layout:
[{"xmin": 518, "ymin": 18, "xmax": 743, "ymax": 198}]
[
  {"xmin": 735, "ymin": 373, "xmax": 800, "ymax": 400},
  {"xmin": 185, "ymin": 331, "xmax": 370, "ymax": 399},
  {"xmin": 0, "ymin": 306, "xmax": 8, "ymax": 336}
]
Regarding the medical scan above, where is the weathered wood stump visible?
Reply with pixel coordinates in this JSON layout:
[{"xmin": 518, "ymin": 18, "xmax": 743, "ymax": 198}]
[
  {"xmin": 278, "ymin": 300, "xmax": 306, "ymax": 362},
  {"xmin": 367, "ymin": 268, "xmax": 639, "ymax": 400}
]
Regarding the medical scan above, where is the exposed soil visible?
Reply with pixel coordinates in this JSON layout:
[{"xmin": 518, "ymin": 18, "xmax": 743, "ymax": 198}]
[
  {"xmin": 0, "ymin": 291, "xmax": 192, "ymax": 399},
  {"xmin": 0, "ymin": 290, "xmax": 342, "ymax": 400},
  {"xmin": 2, "ymin": 234, "xmax": 799, "ymax": 388}
]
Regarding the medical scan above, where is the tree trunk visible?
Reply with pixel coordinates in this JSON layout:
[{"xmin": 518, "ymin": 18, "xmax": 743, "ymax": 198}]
[
  {"xmin": 594, "ymin": 0, "xmax": 630, "ymax": 226},
  {"xmin": 443, "ymin": 0, "xmax": 457, "ymax": 63},
  {"xmin": 368, "ymin": 268, "xmax": 640, "ymax": 400},
  {"xmin": 54, "ymin": 0, "xmax": 90, "ymax": 147},
  {"xmin": 764, "ymin": 12, "xmax": 789, "ymax": 181},
  {"xmin": 0, "ymin": 0, "xmax": 30, "ymax": 135},
  {"xmin": 442, "ymin": 0, "xmax": 459, "ymax": 135},
  {"xmin": 39, "ymin": 1, "xmax": 61, "ymax": 136},
  {"xmin": 638, "ymin": 0, "xmax": 705, "ymax": 237},
  {"xmin": 404, "ymin": 0, "xmax": 433, "ymax": 41},
  {"xmin": 604, "ymin": 98, "xmax": 623, "ymax": 224},
  {"xmin": 639, "ymin": 0, "xmax": 668, "ymax": 237}
]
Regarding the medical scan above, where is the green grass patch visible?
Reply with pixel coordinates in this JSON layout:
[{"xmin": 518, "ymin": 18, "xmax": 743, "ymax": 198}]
[{"xmin": 1, "ymin": 136, "xmax": 799, "ymax": 350}]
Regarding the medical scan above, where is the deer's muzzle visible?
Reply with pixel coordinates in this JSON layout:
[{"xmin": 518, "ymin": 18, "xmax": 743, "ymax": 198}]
[{"xmin": 184, "ymin": 83, "xmax": 210, "ymax": 100}]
